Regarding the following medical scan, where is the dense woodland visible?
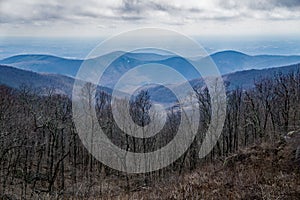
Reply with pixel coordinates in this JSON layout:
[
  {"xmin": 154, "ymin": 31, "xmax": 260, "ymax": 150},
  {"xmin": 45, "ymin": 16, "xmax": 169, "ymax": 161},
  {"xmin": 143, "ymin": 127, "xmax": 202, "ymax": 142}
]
[{"xmin": 0, "ymin": 70, "xmax": 299, "ymax": 198}]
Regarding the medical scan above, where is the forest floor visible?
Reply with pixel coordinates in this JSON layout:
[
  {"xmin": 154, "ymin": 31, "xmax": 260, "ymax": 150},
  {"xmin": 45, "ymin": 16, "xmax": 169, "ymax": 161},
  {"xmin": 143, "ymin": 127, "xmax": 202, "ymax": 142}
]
[
  {"xmin": 3, "ymin": 132, "xmax": 299, "ymax": 200},
  {"xmin": 106, "ymin": 132, "xmax": 300, "ymax": 200}
]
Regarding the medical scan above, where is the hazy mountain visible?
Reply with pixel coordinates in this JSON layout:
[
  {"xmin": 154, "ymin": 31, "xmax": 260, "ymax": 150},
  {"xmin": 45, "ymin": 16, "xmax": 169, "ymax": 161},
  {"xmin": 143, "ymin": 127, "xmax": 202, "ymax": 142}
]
[
  {"xmin": 124, "ymin": 52, "xmax": 173, "ymax": 61},
  {"xmin": 148, "ymin": 63, "xmax": 300, "ymax": 103},
  {"xmin": 0, "ymin": 64, "xmax": 75, "ymax": 95},
  {"xmin": 1, "ymin": 58, "xmax": 299, "ymax": 105},
  {"xmin": 0, "ymin": 64, "xmax": 115, "ymax": 96},
  {"xmin": 206, "ymin": 50, "xmax": 300, "ymax": 74},
  {"xmin": 2, "ymin": 51, "xmax": 300, "ymax": 85},
  {"xmin": 0, "ymin": 54, "xmax": 82, "ymax": 77},
  {"xmin": 223, "ymin": 62, "xmax": 300, "ymax": 89},
  {"xmin": 0, "ymin": 52, "xmax": 171, "ymax": 77}
]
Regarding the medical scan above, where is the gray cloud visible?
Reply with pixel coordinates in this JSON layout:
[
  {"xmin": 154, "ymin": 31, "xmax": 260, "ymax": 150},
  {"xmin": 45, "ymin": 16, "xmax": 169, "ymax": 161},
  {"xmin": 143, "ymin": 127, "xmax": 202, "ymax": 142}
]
[
  {"xmin": 1, "ymin": 0, "xmax": 300, "ymax": 24},
  {"xmin": 0, "ymin": 0, "xmax": 299, "ymax": 36},
  {"xmin": 219, "ymin": 0, "xmax": 300, "ymax": 11},
  {"xmin": 120, "ymin": 0, "xmax": 142, "ymax": 14},
  {"xmin": 272, "ymin": 0, "xmax": 300, "ymax": 8}
]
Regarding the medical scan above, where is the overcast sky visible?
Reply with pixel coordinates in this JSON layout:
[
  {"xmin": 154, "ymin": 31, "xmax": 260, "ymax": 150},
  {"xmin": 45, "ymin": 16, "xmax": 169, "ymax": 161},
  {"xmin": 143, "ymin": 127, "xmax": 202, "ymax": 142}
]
[{"xmin": 0, "ymin": 0, "xmax": 300, "ymax": 37}]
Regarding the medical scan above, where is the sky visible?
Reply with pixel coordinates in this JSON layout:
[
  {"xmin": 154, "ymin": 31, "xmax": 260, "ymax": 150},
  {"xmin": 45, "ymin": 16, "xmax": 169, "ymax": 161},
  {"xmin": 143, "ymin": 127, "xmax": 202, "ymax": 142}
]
[{"xmin": 1, "ymin": 0, "xmax": 300, "ymax": 37}]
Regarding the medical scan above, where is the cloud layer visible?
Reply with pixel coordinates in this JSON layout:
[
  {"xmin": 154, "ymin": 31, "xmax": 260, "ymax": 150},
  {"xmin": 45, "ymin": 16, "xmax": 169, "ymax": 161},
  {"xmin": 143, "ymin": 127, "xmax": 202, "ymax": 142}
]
[{"xmin": 1, "ymin": 0, "xmax": 300, "ymax": 36}]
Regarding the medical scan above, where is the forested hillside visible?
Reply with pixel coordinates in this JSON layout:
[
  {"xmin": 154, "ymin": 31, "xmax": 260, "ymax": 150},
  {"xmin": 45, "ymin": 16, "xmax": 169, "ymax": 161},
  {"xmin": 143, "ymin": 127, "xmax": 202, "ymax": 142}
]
[{"xmin": 0, "ymin": 69, "xmax": 299, "ymax": 199}]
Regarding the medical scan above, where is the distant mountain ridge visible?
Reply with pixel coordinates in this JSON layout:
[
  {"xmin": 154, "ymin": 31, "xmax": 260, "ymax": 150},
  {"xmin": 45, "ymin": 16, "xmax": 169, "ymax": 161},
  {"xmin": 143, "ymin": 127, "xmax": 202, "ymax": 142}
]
[
  {"xmin": 0, "ymin": 54, "xmax": 83, "ymax": 77},
  {"xmin": 0, "ymin": 64, "xmax": 115, "ymax": 97},
  {"xmin": 1, "ymin": 62, "xmax": 299, "ymax": 105},
  {"xmin": 147, "ymin": 62, "xmax": 300, "ymax": 103},
  {"xmin": 0, "ymin": 64, "xmax": 74, "ymax": 94},
  {"xmin": 208, "ymin": 50, "xmax": 300, "ymax": 73},
  {"xmin": 1, "ymin": 51, "xmax": 300, "ymax": 84}
]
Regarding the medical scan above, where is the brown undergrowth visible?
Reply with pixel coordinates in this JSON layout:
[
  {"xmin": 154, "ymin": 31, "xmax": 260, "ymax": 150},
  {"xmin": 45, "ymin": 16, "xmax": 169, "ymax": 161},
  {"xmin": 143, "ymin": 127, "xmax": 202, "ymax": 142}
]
[
  {"xmin": 2, "ymin": 133, "xmax": 299, "ymax": 200},
  {"xmin": 107, "ymin": 133, "xmax": 300, "ymax": 200}
]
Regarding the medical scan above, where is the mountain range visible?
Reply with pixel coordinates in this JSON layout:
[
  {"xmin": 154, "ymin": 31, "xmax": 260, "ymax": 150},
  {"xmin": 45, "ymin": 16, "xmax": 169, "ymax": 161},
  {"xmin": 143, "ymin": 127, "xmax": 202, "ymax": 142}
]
[
  {"xmin": 1, "ymin": 56, "xmax": 299, "ymax": 105},
  {"xmin": 146, "ymin": 62, "xmax": 300, "ymax": 103},
  {"xmin": 1, "ymin": 51, "xmax": 300, "ymax": 86}
]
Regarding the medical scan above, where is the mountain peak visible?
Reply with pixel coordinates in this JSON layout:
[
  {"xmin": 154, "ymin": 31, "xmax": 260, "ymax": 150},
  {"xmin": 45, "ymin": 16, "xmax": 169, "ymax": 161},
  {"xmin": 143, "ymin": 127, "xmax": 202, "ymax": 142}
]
[{"xmin": 211, "ymin": 50, "xmax": 249, "ymax": 57}]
